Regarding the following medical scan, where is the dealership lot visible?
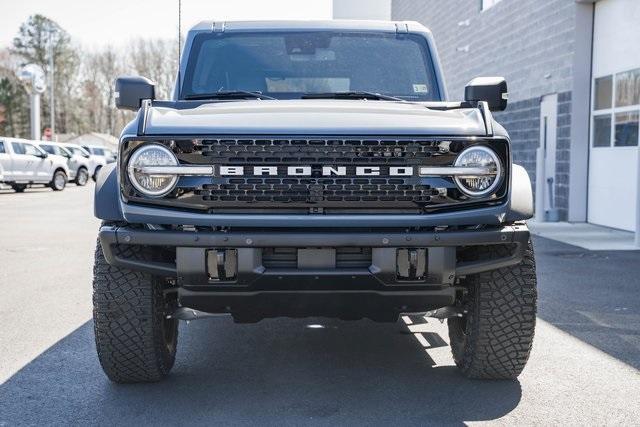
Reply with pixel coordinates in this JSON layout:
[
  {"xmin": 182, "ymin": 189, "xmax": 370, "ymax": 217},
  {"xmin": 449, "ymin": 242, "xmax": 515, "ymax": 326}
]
[{"xmin": 0, "ymin": 186, "xmax": 639, "ymax": 425}]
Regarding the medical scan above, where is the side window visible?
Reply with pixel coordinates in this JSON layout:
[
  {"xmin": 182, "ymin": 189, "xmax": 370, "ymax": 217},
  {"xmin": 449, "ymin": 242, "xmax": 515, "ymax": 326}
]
[
  {"xmin": 23, "ymin": 144, "xmax": 40, "ymax": 156},
  {"xmin": 0, "ymin": 141, "xmax": 5, "ymax": 154},
  {"xmin": 41, "ymin": 145, "xmax": 55, "ymax": 155},
  {"xmin": 12, "ymin": 142, "xmax": 26, "ymax": 155}
]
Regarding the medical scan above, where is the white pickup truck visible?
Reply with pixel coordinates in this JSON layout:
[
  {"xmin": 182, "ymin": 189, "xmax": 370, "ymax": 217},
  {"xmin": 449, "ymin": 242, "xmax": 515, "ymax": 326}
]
[{"xmin": 0, "ymin": 137, "xmax": 69, "ymax": 192}]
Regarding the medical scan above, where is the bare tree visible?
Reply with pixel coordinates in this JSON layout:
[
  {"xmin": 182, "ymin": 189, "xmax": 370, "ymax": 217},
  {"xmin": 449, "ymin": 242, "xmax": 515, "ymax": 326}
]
[
  {"xmin": 127, "ymin": 38, "xmax": 178, "ymax": 99},
  {"xmin": 6, "ymin": 14, "xmax": 180, "ymax": 138}
]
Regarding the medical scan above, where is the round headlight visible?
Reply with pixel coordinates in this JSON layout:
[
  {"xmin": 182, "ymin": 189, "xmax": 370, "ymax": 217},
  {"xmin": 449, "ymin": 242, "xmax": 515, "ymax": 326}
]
[
  {"xmin": 127, "ymin": 144, "xmax": 178, "ymax": 197},
  {"xmin": 453, "ymin": 146, "xmax": 503, "ymax": 197}
]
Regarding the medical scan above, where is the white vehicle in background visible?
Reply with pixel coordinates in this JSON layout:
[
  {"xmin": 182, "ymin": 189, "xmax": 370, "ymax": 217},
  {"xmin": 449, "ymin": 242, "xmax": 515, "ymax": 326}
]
[
  {"xmin": 39, "ymin": 142, "xmax": 91, "ymax": 186},
  {"xmin": 0, "ymin": 137, "xmax": 69, "ymax": 192},
  {"xmin": 81, "ymin": 145, "xmax": 114, "ymax": 180}
]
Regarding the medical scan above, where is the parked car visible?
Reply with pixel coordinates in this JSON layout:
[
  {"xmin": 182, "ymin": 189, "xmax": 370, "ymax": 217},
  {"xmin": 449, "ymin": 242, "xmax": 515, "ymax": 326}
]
[
  {"xmin": 94, "ymin": 20, "xmax": 536, "ymax": 383},
  {"xmin": 58, "ymin": 143, "xmax": 100, "ymax": 177},
  {"xmin": 0, "ymin": 137, "xmax": 69, "ymax": 192},
  {"xmin": 81, "ymin": 145, "xmax": 113, "ymax": 179},
  {"xmin": 39, "ymin": 142, "xmax": 90, "ymax": 186}
]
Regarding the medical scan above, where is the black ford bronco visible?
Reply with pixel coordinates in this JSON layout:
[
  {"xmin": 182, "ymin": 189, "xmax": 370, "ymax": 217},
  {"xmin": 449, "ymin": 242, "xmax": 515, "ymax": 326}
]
[{"xmin": 94, "ymin": 20, "xmax": 536, "ymax": 383}]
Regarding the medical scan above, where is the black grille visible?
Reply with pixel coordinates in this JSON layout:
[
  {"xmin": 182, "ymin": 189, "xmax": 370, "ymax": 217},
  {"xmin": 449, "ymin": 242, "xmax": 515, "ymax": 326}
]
[
  {"xmin": 122, "ymin": 136, "xmax": 509, "ymax": 213},
  {"xmin": 197, "ymin": 138, "xmax": 441, "ymax": 164},
  {"xmin": 196, "ymin": 177, "xmax": 438, "ymax": 203},
  {"xmin": 262, "ymin": 247, "xmax": 372, "ymax": 269}
]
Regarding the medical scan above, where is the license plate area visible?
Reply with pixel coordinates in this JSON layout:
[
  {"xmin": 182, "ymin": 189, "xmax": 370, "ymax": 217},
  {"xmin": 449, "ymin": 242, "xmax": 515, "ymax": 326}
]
[{"xmin": 297, "ymin": 248, "xmax": 336, "ymax": 269}]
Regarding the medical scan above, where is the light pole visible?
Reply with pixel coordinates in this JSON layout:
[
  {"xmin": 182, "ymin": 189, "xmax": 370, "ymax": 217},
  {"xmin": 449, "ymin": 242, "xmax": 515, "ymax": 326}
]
[
  {"xmin": 47, "ymin": 25, "xmax": 55, "ymax": 140},
  {"xmin": 17, "ymin": 64, "xmax": 46, "ymax": 141}
]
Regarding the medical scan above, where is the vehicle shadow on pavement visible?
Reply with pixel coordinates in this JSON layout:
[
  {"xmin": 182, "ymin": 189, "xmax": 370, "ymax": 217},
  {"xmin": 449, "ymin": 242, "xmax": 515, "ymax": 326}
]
[
  {"xmin": 0, "ymin": 318, "xmax": 521, "ymax": 425},
  {"xmin": 533, "ymin": 237, "xmax": 640, "ymax": 370}
]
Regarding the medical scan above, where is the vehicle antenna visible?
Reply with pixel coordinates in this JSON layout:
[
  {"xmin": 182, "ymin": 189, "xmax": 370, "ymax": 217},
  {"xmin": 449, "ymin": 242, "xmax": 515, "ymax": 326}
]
[{"xmin": 177, "ymin": 0, "xmax": 182, "ymax": 99}]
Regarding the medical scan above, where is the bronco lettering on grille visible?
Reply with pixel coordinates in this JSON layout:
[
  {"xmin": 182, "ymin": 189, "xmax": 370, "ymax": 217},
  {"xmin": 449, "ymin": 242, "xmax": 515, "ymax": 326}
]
[{"xmin": 217, "ymin": 166, "xmax": 415, "ymax": 176}]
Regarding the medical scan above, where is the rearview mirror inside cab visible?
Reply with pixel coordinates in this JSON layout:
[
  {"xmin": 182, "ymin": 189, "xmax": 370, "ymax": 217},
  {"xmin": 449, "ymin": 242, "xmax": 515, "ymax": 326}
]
[
  {"xmin": 465, "ymin": 77, "xmax": 508, "ymax": 112},
  {"xmin": 115, "ymin": 76, "xmax": 155, "ymax": 111}
]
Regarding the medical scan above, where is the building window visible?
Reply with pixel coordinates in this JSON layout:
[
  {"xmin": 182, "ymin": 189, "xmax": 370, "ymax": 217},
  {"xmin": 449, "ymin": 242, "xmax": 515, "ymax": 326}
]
[
  {"xmin": 593, "ymin": 115, "xmax": 612, "ymax": 147},
  {"xmin": 594, "ymin": 76, "xmax": 612, "ymax": 110},
  {"xmin": 614, "ymin": 111, "xmax": 639, "ymax": 147},
  {"xmin": 592, "ymin": 69, "xmax": 640, "ymax": 148},
  {"xmin": 615, "ymin": 68, "xmax": 640, "ymax": 107},
  {"xmin": 481, "ymin": 0, "xmax": 503, "ymax": 11}
]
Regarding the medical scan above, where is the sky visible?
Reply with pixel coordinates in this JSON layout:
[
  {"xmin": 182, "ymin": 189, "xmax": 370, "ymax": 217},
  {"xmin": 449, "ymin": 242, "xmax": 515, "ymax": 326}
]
[{"xmin": 0, "ymin": 0, "xmax": 333, "ymax": 49}]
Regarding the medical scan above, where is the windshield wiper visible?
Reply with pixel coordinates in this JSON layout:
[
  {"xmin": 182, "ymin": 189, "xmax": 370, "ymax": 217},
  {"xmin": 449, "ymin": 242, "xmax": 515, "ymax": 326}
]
[
  {"xmin": 301, "ymin": 91, "xmax": 405, "ymax": 102},
  {"xmin": 184, "ymin": 90, "xmax": 276, "ymax": 100}
]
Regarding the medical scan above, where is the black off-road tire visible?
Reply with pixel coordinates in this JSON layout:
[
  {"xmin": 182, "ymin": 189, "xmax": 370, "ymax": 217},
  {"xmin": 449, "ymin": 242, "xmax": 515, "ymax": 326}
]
[
  {"xmin": 93, "ymin": 240, "xmax": 178, "ymax": 383},
  {"xmin": 93, "ymin": 165, "xmax": 102, "ymax": 182},
  {"xmin": 11, "ymin": 184, "xmax": 27, "ymax": 193},
  {"xmin": 448, "ymin": 240, "xmax": 537, "ymax": 379}
]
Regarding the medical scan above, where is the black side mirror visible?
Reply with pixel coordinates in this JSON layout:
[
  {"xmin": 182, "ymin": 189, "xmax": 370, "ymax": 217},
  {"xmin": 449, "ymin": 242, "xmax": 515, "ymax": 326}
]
[
  {"xmin": 115, "ymin": 76, "xmax": 155, "ymax": 111},
  {"xmin": 465, "ymin": 77, "xmax": 508, "ymax": 112},
  {"xmin": 36, "ymin": 151, "xmax": 48, "ymax": 159}
]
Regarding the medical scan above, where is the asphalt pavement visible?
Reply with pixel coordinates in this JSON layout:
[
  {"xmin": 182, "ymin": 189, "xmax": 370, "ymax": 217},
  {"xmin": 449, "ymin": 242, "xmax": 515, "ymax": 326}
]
[{"xmin": 0, "ymin": 184, "xmax": 639, "ymax": 426}]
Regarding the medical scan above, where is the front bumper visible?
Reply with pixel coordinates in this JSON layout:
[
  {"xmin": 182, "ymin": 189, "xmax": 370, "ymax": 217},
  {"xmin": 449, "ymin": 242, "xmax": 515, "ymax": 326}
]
[{"xmin": 98, "ymin": 224, "xmax": 529, "ymax": 320}]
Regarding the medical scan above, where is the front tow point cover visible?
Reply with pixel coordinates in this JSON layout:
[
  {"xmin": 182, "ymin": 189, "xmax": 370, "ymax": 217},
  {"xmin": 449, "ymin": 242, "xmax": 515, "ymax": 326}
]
[
  {"xmin": 506, "ymin": 164, "xmax": 534, "ymax": 222},
  {"xmin": 94, "ymin": 163, "xmax": 124, "ymax": 222}
]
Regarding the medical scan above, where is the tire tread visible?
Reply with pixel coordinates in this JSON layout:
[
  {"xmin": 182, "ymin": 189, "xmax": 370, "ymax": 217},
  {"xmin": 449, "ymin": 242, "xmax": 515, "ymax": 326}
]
[
  {"xmin": 93, "ymin": 240, "xmax": 176, "ymax": 383},
  {"xmin": 448, "ymin": 241, "xmax": 537, "ymax": 379}
]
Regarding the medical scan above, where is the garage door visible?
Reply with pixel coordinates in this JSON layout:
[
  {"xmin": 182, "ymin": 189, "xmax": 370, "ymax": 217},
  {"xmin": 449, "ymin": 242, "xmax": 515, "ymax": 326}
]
[{"xmin": 588, "ymin": 0, "xmax": 640, "ymax": 232}]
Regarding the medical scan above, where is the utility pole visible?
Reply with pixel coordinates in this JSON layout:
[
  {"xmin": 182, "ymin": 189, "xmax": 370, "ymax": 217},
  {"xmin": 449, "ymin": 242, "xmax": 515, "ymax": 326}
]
[
  {"xmin": 48, "ymin": 25, "xmax": 55, "ymax": 140},
  {"xmin": 29, "ymin": 92, "xmax": 41, "ymax": 140}
]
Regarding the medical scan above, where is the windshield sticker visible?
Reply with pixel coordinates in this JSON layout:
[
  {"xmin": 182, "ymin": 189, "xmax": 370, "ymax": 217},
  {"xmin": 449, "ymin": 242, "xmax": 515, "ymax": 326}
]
[{"xmin": 413, "ymin": 84, "xmax": 429, "ymax": 93}]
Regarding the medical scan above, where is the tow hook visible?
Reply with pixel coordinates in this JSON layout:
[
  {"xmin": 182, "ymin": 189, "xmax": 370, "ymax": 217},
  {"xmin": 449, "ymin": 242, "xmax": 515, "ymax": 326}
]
[
  {"xmin": 167, "ymin": 307, "xmax": 230, "ymax": 321},
  {"xmin": 424, "ymin": 306, "xmax": 467, "ymax": 319}
]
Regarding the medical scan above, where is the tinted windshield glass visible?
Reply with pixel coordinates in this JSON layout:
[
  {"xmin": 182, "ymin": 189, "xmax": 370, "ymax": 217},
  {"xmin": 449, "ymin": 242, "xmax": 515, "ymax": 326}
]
[
  {"xmin": 183, "ymin": 31, "xmax": 440, "ymax": 101},
  {"xmin": 67, "ymin": 146, "xmax": 85, "ymax": 156}
]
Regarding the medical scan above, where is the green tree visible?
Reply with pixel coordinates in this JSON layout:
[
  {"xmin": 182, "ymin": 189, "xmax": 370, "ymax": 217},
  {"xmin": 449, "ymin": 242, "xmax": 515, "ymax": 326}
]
[
  {"xmin": 0, "ymin": 49, "xmax": 29, "ymax": 138},
  {"xmin": 11, "ymin": 14, "xmax": 80, "ymax": 134}
]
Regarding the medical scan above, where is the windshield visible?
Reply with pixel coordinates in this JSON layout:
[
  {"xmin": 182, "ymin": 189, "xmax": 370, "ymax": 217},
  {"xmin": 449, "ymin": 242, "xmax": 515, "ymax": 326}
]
[
  {"xmin": 67, "ymin": 146, "xmax": 83, "ymax": 156},
  {"xmin": 182, "ymin": 31, "xmax": 440, "ymax": 101}
]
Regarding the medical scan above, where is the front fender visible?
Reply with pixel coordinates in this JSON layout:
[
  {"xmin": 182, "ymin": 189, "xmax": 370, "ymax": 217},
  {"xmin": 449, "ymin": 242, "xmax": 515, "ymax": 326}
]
[
  {"xmin": 505, "ymin": 164, "xmax": 534, "ymax": 222},
  {"xmin": 94, "ymin": 163, "xmax": 124, "ymax": 222}
]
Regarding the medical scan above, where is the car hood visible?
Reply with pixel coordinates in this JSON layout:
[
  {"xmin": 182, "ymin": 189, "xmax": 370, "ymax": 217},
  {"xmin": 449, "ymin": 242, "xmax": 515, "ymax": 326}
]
[{"xmin": 142, "ymin": 100, "xmax": 487, "ymax": 136}]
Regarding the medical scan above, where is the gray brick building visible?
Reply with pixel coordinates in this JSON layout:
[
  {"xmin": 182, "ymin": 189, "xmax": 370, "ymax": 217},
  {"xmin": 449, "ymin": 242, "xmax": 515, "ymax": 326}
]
[
  {"xmin": 392, "ymin": 0, "xmax": 589, "ymax": 223},
  {"xmin": 334, "ymin": 0, "xmax": 640, "ymax": 235}
]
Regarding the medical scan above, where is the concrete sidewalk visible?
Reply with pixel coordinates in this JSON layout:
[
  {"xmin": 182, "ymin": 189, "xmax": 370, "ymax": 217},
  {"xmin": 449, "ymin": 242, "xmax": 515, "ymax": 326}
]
[{"xmin": 529, "ymin": 221, "xmax": 638, "ymax": 251}]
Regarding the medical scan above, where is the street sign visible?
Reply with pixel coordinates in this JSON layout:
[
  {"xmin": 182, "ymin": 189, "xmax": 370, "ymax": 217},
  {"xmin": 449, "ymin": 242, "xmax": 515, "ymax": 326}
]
[{"xmin": 18, "ymin": 64, "xmax": 46, "ymax": 94}]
